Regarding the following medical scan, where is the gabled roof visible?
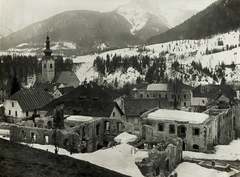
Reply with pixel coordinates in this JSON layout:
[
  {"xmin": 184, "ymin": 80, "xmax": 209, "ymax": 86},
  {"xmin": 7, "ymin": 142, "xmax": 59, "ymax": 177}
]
[
  {"xmin": 8, "ymin": 88, "xmax": 52, "ymax": 111},
  {"xmin": 57, "ymin": 86, "xmax": 75, "ymax": 94},
  {"xmin": 44, "ymin": 100, "xmax": 124, "ymax": 117},
  {"xmin": 124, "ymin": 98, "xmax": 170, "ymax": 117},
  {"xmin": 192, "ymin": 85, "xmax": 236, "ymax": 102},
  {"xmin": 52, "ymin": 71, "xmax": 79, "ymax": 84},
  {"xmin": 41, "ymin": 82, "xmax": 122, "ymax": 112}
]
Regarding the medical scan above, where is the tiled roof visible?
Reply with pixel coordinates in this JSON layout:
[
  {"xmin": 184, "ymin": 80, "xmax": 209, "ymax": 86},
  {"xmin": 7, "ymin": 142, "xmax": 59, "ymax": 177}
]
[
  {"xmin": 192, "ymin": 85, "xmax": 236, "ymax": 102},
  {"xmin": 41, "ymin": 82, "xmax": 123, "ymax": 113},
  {"xmin": 52, "ymin": 71, "xmax": 79, "ymax": 84},
  {"xmin": 124, "ymin": 98, "xmax": 170, "ymax": 117},
  {"xmin": 44, "ymin": 100, "xmax": 124, "ymax": 117},
  {"xmin": 9, "ymin": 88, "xmax": 52, "ymax": 111}
]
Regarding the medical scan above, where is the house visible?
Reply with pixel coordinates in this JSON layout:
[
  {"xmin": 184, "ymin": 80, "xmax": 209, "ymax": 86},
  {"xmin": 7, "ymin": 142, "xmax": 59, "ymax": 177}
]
[
  {"xmin": 140, "ymin": 106, "xmax": 235, "ymax": 153},
  {"xmin": 52, "ymin": 86, "xmax": 74, "ymax": 99},
  {"xmin": 191, "ymin": 85, "xmax": 236, "ymax": 112},
  {"xmin": 3, "ymin": 88, "xmax": 52, "ymax": 119},
  {"xmin": 40, "ymin": 100, "xmax": 125, "ymax": 123},
  {"xmin": 34, "ymin": 83, "xmax": 63, "ymax": 95},
  {"xmin": 131, "ymin": 83, "xmax": 193, "ymax": 108},
  {"xmin": 123, "ymin": 98, "xmax": 170, "ymax": 132}
]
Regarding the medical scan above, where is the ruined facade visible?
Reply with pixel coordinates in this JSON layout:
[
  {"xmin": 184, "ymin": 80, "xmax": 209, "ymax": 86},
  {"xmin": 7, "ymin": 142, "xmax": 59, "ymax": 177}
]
[
  {"xmin": 141, "ymin": 107, "xmax": 235, "ymax": 153},
  {"xmin": 9, "ymin": 116, "xmax": 129, "ymax": 153},
  {"xmin": 133, "ymin": 132, "xmax": 182, "ymax": 177}
]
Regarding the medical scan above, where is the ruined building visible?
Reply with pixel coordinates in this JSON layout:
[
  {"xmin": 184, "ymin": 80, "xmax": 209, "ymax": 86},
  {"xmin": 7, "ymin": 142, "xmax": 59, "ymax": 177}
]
[{"xmin": 141, "ymin": 106, "xmax": 235, "ymax": 153}]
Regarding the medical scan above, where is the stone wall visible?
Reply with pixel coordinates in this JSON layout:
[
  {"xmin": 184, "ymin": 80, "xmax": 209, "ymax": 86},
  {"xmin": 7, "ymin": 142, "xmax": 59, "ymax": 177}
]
[
  {"xmin": 136, "ymin": 138, "xmax": 182, "ymax": 177},
  {"xmin": 10, "ymin": 117, "xmax": 128, "ymax": 153}
]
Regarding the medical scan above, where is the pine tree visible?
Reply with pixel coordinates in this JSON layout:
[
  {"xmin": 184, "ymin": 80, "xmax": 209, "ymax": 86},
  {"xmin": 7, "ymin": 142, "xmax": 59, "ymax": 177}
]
[{"xmin": 10, "ymin": 72, "xmax": 21, "ymax": 96}]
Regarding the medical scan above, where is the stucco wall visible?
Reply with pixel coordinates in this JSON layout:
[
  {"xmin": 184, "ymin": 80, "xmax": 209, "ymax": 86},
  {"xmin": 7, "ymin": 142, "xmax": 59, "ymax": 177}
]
[{"xmin": 4, "ymin": 100, "xmax": 36, "ymax": 118}]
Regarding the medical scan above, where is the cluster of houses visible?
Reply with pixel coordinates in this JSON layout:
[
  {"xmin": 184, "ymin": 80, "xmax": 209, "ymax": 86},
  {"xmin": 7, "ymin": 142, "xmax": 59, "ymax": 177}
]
[{"xmin": 2, "ymin": 35, "xmax": 240, "ymax": 177}]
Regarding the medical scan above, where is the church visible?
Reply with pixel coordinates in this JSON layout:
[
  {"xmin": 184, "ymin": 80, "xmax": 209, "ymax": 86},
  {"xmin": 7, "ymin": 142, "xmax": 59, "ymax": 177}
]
[{"xmin": 35, "ymin": 35, "xmax": 80, "ymax": 90}]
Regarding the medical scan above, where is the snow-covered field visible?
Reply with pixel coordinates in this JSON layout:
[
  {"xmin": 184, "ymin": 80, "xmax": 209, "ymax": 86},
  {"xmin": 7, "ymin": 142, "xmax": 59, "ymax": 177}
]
[
  {"xmin": 1, "ymin": 133, "xmax": 240, "ymax": 177},
  {"xmin": 183, "ymin": 139, "xmax": 240, "ymax": 161},
  {"xmin": 170, "ymin": 162, "xmax": 238, "ymax": 177}
]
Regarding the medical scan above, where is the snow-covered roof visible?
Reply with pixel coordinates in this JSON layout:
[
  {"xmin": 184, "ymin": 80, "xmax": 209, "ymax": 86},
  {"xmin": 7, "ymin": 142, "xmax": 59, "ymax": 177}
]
[
  {"xmin": 114, "ymin": 132, "xmax": 138, "ymax": 144},
  {"xmin": 147, "ymin": 109, "xmax": 209, "ymax": 124},
  {"xmin": 66, "ymin": 115, "xmax": 93, "ymax": 122},
  {"xmin": 147, "ymin": 83, "xmax": 168, "ymax": 91}
]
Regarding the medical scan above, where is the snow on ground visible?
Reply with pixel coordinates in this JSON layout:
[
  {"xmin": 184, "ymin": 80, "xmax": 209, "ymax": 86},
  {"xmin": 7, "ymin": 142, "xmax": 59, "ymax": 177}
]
[
  {"xmin": 183, "ymin": 139, "xmax": 240, "ymax": 161},
  {"xmin": 114, "ymin": 132, "xmax": 137, "ymax": 144},
  {"xmin": 171, "ymin": 162, "xmax": 238, "ymax": 177},
  {"xmin": 75, "ymin": 62, "xmax": 99, "ymax": 83},
  {"xmin": 0, "ymin": 129, "xmax": 10, "ymax": 135},
  {"xmin": 0, "ymin": 132, "xmax": 145, "ymax": 177},
  {"xmin": 147, "ymin": 109, "xmax": 209, "ymax": 124},
  {"xmin": 66, "ymin": 115, "xmax": 93, "ymax": 122}
]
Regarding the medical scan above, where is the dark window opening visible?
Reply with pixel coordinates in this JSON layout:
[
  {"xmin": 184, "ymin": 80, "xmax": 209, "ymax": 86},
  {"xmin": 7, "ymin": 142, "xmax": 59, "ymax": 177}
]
[
  {"xmin": 180, "ymin": 126, "xmax": 185, "ymax": 134},
  {"xmin": 158, "ymin": 123, "xmax": 164, "ymax": 131},
  {"xmin": 96, "ymin": 124, "xmax": 100, "ymax": 136},
  {"xmin": 12, "ymin": 102, "xmax": 14, "ymax": 107},
  {"xmin": 9, "ymin": 110, "xmax": 11, "ymax": 115},
  {"xmin": 50, "ymin": 63, "xmax": 53, "ymax": 68},
  {"xmin": 184, "ymin": 95, "xmax": 186, "ymax": 99},
  {"xmin": 171, "ymin": 95, "xmax": 174, "ymax": 98},
  {"xmin": 165, "ymin": 94, "xmax": 168, "ymax": 98},
  {"xmin": 141, "ymin": 94, "xmax": 143, "ymax": 98},
  {"xmin": 193, "ymin": 128, "xmax": 200, "ymax": 136},
  {"xmin": 159, "ymin": 94, "xmax": 161, "ymax": 98},
  {"xmin": 82, "ymin": 126, "xmax": 85, "ymax": 137},
  {"xmin": 193, "ymin": 144, "xmax": 199, "ymax": 150},
  {"xmin": 26, "ymin": 111, "xmax": 29, "ymax": 117},
  {"xmin": 15, "ymin": 111, "xmax": 17, "ymax": 116},
  {"xmin": 113, "ymin": 112, "xmax": 115, "ymax": 117},
  {"xmin": 31, "ymin": 132, "xmax": 36, "ymax": 142},
  {"xmin": 184, "ymin": 102, "xmax": 186, "ymax": 106},
  {"xmin": 153, "ymin": 94, "xmax": 155, "ymax": 98},
  {"xmin": 44, "ymin": 64, "xmax": 46, "ymax": 68},
  {"xmin": 169, "ymin": 124, "xmax": 175, "ymax": 134},
  {"xmin": 147, "ymin": 94, "xmax": 149, "ymax": 98}
]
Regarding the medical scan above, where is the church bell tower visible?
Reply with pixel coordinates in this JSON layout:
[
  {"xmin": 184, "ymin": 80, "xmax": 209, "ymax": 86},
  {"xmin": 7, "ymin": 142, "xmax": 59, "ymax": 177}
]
[{"xmin": 42, "ymin": 34, "xmax": 55, "ymax": 83}]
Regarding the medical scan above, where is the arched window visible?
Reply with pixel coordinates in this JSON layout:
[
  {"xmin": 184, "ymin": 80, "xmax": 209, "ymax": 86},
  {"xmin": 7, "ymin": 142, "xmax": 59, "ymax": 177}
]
[{"xmin": 193, "ymin": 144, "xmax": 199, "ymax": 150}]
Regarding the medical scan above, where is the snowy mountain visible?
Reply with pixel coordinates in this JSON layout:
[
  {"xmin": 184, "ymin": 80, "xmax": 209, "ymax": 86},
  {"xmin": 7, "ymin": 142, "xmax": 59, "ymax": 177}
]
[{"xmin": 115, "ymin": 0, "xmax": 198, "ymax": 39}]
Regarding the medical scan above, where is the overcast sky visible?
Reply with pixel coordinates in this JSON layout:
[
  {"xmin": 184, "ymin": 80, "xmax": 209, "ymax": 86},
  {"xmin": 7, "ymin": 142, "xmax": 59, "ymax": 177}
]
[{"xmin": 0, "ymin": 0, "xmax": 218, "ymax": 32}]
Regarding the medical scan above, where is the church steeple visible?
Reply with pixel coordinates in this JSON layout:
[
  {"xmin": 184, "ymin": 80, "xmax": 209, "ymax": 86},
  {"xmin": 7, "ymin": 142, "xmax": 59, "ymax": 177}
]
[{"xmin": 44, "ymin": 34, "xmax": 52, "ymax": 56}]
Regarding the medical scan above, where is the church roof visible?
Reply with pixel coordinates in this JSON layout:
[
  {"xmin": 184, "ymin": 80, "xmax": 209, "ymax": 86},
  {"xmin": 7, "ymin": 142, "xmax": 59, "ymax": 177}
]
[{"xmin": 52, "ymin": 71, "xmax": 79, "ymax": 85}]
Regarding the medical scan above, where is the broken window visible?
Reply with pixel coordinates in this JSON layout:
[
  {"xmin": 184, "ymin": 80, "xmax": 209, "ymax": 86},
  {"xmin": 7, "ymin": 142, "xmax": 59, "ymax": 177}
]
[
  {"xmin": 96, "ymin": 124, "xmax": 100, "ymax": 136},
  {"xmin": 169, "ymin": 124, "xmax": 175, "ymax": 134},
  {"xmin": 158, "ymin": 123, "xmax": 164, "ymax": 131},
  {"xmin": 193, "ymin": 128, "xmax": 200, "ymax": 136},
  {"xmin": 105, "ymin": 121, "xmax": 110, "ymax": 131},
  {"xmin": 31, "ymin": 132, "xmax": 36, "ymax": 142},
  {"xmin": 117, "ymin": 122, "xmax": 122, "ymax": 132},
  {"xmin": 44, "ymin": 135, "xmax": 49, "ymax": 144}
]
